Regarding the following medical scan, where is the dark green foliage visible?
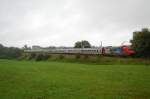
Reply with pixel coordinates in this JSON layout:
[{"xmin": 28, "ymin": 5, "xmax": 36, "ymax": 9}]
[
  {"xmin": 75, "ymin": 54, "xmax": 80, "ymax": 59},
  {"xmin": 35, "ymin": 54, "xmax": 44, "ymax": 61},
  {"xmin": 34, "ymin": 54, "xmax": 50, "ymax": 61},
  {"xmin": 74, "ymin": 40, "xmax": 91, "ymax": 48},
  {"xmin": 28, "ymin": 53, "xmax": 36, "ymax": 60},
  {"xmin": 48, "ymin": 54, "xmax": 51, "ymax": 59},
  {"xmin": 22, "ymin": 53, "xmax": 52, "ymax": 61},
  {"xmin": 96, "ymin": 55, "xmax": 102, "ymax": 60},
  {"xmin": 131, "ymin": 28, "xmax": 150, "ymax": 58},
  {"xmin": 74, "ymin": 41, "xmax": 82, "ymax": 48},
  {"xmin": 83, "ymin": 55, "xmax": 89, "ymax": 59},
  {"xmin": 42, "ymin": 54, "xmax": 50, "ymax": 60},
  {"xmin": 22, "ymin": 44, "xmax": 31, "ymax": 50},
  {"xmin": 58, "ymin": 54, "xmax": 64, "ymax": 59},
  {"xmin": 0, "ymin": 44, "xmax": 22, "ymax": 59}
]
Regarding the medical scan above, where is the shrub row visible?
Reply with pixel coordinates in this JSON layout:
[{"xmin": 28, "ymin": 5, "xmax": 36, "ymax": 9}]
[
  {"xmin": 21, "ymin": 53, "xmax": 150, "ymax": 65},
  {"xmin": 21, "ymin": 53, "xmax": 51, "ymax": 61},
  {"xmin": 22, "ymin": 53, "xmax": 95, "ymax": 61}
]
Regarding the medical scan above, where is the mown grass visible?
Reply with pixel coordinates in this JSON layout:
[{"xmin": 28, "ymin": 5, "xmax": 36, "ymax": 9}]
[{"xmin": 0, "ymin": 59, "xmax": 150, "ymax": 99}]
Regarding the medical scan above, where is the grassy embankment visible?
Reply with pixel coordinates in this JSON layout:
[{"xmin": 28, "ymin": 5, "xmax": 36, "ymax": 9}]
[{"xmin": 22, "ymin": 53, "xmax": 150, "ymax": 65}]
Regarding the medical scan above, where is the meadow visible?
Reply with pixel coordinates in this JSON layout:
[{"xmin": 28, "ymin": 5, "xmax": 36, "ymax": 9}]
[{"xmin": 0, "ymin": 59, "xmax": 150, "ymax": 99}]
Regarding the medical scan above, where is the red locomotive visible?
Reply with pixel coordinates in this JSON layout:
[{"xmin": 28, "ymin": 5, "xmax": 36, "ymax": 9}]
[{"xmin": 102, "ymin": 46, "xmax": 136, "ymax": 56}]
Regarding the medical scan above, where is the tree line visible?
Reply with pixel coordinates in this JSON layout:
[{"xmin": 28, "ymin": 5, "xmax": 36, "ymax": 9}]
[{"xmin": 0, "ymin": 44, "xmax": 22, "ymax": 59}]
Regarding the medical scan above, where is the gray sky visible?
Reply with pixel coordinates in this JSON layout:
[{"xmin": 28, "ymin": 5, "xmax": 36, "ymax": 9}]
[{"xmin": 0, "ymin": 0, "xmax": 150, "ymax": 47}]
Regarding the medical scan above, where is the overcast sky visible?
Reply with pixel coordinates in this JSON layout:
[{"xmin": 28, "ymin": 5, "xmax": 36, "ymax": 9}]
[{"xmin": 0, "ymin": 0, "xmax": 149, "ymax": 47}]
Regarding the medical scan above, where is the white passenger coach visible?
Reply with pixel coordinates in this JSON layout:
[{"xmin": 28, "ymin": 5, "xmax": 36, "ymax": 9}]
[{"xmin": 24, "ymin": 47, "xmax": 103, "ymax": 55}]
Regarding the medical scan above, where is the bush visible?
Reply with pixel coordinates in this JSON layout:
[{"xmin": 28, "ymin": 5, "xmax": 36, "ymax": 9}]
[
  {"xmin": 35, "ymin": 54, "xmax": 44, "ymax": 61},
  {"xmin": 48, "ymin": 54, "xmax": 51, "ymax": 59},
  {"xmin": 75, "ymin": 54, "xmax": 80, "ymax": 59},
  {"xmin": 28, "ymin": 53, "xmax": 36, "ymax": 60},
  {"xmin": 34, "ymin": 54, "xmax": 51, "ymax": 61},
  {"xmin": 43, "ymin": 54, "xmax": 50, "ymax": 60},
  {"xmin": 21, "ymin": 53, "xmax": 51, "ymax": 61},
  {"xmin": 58, "ymin": 55, "xmax": 64, "ymax": 59},
  {"xmin": 96, "ymin": 55, "xmax": 102, "ymax": 59},
  {"xmin": 83, "ymin": 55, "xmax": 89, "ymax": 59}
]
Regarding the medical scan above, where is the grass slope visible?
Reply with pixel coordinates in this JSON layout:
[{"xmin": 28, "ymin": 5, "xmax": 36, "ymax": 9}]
[{"xmin": 0, "ymin": 60, "xmax": 150, "ymax": 99}]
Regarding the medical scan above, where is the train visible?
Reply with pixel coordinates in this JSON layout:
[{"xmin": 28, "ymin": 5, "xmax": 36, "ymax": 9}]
[
  {"xmin": 24, "ymin": 45, "xmax": 136, "ymax": 56},
  {"xmin": 102, "ymin": 46, "xmax": 136, "ymax": 56}
]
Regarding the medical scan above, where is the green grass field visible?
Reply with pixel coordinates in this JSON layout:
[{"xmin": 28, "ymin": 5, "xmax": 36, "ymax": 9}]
[{"xmin": 0, "ymin": 60, "xmax": 150, "ymax": 99}]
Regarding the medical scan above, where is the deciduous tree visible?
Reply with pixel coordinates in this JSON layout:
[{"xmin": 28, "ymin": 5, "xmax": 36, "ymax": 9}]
[
  {"xmin": 131, "ymin": 28, "xmax": 150, "ymax": 58},
  {"xmin": 74, "ymin": 40, "xmax": 91, "ymax": 48}
]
